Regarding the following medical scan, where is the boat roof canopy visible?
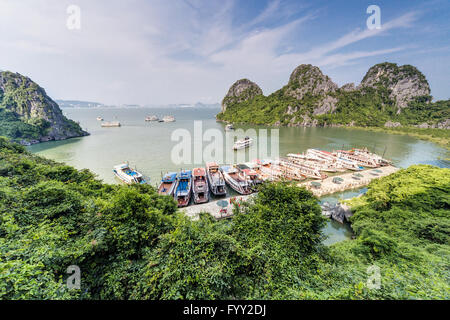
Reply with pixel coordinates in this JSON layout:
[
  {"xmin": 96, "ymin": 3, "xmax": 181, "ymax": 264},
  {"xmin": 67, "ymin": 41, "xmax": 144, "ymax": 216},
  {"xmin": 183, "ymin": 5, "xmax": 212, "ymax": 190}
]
[
  {"xmin": 193, "ymin": 168, "xmax": 206, "ymax": 176},
  {"xmin": 162, "ymin": 172, "xmax": 177, "ymax": 181}
]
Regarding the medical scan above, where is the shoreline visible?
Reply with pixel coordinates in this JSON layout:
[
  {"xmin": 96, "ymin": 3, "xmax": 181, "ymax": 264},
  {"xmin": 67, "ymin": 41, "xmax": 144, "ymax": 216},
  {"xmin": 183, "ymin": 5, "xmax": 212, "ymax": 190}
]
[{"xmin": 216, "ymin": 117, "xmax": 450, "ymax": 151}]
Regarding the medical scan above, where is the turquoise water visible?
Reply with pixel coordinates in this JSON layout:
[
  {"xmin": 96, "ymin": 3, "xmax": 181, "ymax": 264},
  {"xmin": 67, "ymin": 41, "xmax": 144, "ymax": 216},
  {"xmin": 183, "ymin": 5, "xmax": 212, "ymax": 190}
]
[{"xmin": 28, "ymin": 107, "xmax": 449, "ymax": 245}]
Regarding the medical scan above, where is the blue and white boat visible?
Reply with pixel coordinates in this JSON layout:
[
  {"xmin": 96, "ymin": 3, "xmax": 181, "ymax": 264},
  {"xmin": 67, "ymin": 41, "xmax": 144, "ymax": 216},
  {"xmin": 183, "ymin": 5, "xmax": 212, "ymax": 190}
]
[
  {"xmin": 174, "ymin": 170, "xmax": 192, "ymax": 207},
  {"xmin": 158, "ymin": 172, "xmax": 177, "ymax": 196},
  {"xmin": 113, "ymin": 163, "xmax": 147, "ymax": 184}
]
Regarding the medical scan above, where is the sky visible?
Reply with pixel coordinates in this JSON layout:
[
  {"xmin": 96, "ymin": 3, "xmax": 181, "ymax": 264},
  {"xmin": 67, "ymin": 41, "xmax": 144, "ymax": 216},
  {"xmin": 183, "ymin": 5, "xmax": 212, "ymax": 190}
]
[{"xmin": 0, "ymin": 0, "xmax": 449, "ymax": 105}]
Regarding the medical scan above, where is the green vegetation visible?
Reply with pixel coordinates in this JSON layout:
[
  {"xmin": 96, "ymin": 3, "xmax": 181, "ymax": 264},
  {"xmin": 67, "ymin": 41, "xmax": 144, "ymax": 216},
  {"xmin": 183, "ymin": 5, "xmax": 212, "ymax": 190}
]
[
  {"xmin": 0, "ymin": 137, "xmax": 449, "ymax": 299},
  {"xmin": 346, "ymin": 126, "xmax": 450, "ymax": 151},
  {"xmin": 0, "ymin": 108, "xmax": 50, "ymax": 141}
]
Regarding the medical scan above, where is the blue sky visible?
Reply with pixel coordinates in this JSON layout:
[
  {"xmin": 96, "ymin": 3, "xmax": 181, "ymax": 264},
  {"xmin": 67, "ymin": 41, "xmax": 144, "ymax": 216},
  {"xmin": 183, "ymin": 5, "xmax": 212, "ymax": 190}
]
[{"xmin": 0, "ymin": 0, "xmax": 449, "ymax": 105}]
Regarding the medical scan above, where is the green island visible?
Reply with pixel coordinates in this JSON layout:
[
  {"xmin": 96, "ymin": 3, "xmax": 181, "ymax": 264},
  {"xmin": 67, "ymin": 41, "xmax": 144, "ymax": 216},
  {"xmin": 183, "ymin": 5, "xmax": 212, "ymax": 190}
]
[
  {"xmin": 1, "ymin": 137, "xmax": 448, "ymax": 299},
  {"xmin": 0, "ymin": 71, "xmax": 87, "ymax": 145},
  {"xmin": 217, "ymin": 62, "xmax": 450, "ymax": 150}
]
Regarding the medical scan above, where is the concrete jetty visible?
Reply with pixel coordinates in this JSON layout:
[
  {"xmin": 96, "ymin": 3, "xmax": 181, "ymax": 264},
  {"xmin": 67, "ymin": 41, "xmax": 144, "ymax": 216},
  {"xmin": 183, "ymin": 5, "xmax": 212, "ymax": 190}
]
[
  {"xmin": 182, "ymin": 194, "xmax": 254, "ymax": 220},
  {"xmin": 181, "ymin": 165, "xmax": 399, "ymax": 219},
  {"xmin": 298, "ymin": 165, "xmax": 399, "ymax": 197}
]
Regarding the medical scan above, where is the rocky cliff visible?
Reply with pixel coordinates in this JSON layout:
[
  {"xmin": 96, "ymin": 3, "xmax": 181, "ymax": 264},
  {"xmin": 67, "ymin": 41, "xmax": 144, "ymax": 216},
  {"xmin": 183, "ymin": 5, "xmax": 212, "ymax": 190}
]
[
  {"xmin": 359, "ymin": 62, "xmax": 431, "ymax": 113},
  {"xmin": 0, "ymin": 71, "xmax": 88, "ymax": 144},
  {"xmin": 221, "ymin": 79, "xmax": 263, "ymax": 113},
  {"xmin": 217, "ymin": 62, "xmax": 448, "ymax": 129}
]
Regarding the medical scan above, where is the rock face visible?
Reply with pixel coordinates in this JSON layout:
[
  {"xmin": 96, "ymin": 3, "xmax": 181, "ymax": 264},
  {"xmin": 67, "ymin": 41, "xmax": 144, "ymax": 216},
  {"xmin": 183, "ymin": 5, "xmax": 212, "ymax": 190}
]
[
  {"xmin": 0, "ymin": 71, "xmax": 88, "ymax": 144},
  {"xmin": 221, "ymin": 79, "xmax": 263, "ymax": 113},
  {"xmin": 284, "ymin": 64, "xmax": 338, "ymax": 100},
  {"xmin": 360, "ymin": 62, "xmax": 431, "ymax": 113},
  {"xmin": 340, "ymin": 83, "xmax": 356, "ymax": 92},
  {"xmin": 321, "ymin": 202, "xmax": 353, "ymax": 224}
]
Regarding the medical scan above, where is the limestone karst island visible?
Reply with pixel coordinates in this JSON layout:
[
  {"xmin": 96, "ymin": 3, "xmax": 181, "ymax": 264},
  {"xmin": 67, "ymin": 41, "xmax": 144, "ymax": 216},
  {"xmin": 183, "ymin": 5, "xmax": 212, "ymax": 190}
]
[{"xmin": 0, "ymin": 0, "xmax": 449, "ymax": 310}]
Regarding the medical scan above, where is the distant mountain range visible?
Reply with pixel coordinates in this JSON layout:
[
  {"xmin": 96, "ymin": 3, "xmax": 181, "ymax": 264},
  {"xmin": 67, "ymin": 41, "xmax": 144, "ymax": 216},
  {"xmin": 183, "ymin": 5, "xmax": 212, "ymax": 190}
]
[
  {"xmin": 56, "ymin": 100, "xmax": 104, "ymax": 108},
  {"xmin": 56, "ymin": 100, "xmax": 220, "ymax": 109}
]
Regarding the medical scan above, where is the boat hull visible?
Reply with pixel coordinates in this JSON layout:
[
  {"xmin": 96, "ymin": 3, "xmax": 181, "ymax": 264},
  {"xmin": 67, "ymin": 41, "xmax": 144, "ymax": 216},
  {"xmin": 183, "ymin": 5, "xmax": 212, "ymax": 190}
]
[{"xmin": 222, "ymin": 172, "xmax": 252, "ymax": 195}]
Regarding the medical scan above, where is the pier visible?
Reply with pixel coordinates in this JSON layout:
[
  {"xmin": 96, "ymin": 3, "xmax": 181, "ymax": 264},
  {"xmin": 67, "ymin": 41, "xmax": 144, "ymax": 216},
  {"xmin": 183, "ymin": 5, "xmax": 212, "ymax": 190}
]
[
  {"xmin": 182, "ymin": 165, "xmax": 399, "ymax": 219},
  {"xmin": 298, "ymin": 165, "xmax": 399, "ymax": 197}
]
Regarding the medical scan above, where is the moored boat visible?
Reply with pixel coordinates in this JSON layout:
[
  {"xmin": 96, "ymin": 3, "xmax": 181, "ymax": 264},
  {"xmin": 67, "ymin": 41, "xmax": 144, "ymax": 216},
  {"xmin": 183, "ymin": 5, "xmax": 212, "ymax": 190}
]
[
  {"xmin": 236, "ymin": 164, "xmax": 262, "ymax": 190},
  {"xmin": 101, "ymin": 121, "xmax": 121, "ymax": 127},
  {"xmin": 225, "ymin": 124, "xmax": 234, "ymax": 131},
  {"xmin": 206, "ymin": 162, "xmax": 226, "ymax": 196},
  {"xmin": 334, "ymin": 150, "xmax": 378, "ymax": 168},
  {"xmin": 220, "ymin": 165, "xmax": 252, "ymax": 195},
  {"xmin": 279, "ymin": 159, "xmax": 327, "ymax": 180},
  {"xmin": 192, "ymin": 167, "xmax": 209, "ymax": 204},
  {"xmin": 113, "ymin": 164, "xmax": 146, "ymax": 184},
  {"xmin": 174, "ymin": 170, "xmax": 192, "ymax": 207},
  {"xmin": 158, "ymin": 172, "xmax": 177, "ymax": 196}
]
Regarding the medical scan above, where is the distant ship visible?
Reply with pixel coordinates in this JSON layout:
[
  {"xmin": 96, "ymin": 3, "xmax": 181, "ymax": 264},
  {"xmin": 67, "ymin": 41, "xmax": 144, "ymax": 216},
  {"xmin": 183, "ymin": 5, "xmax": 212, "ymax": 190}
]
[
  {"xmin": 101, "ymin": 121, "xmax": 121, "ymax": 127},
  {"xmin": 96, "ymin": 116, "xmax": 103, "ymax": 121},
  {"xmin": 162, "ymin": 115, "xmax": 175, "ymax": 122},
  {"xmin": 233, "ymin": 136, "xmax": 252, "ymax": 150},
  {"xmin": 145, "ymin": 115, "xmax": 159, "ymax": 121}
]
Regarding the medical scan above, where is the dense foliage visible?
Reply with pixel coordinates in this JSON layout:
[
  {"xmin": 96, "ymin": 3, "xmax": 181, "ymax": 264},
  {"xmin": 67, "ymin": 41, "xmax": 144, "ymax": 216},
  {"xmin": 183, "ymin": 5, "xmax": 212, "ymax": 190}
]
[{"xmin": 0, "ymin": 137, "xmax": 448, "ymax": 299}]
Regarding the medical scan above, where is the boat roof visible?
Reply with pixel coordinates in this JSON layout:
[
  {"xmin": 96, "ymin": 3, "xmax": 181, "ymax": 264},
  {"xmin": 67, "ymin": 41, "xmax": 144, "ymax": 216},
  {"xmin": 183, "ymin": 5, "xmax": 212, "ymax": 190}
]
[
  {"xmin": 193, "ymin": 168, "xmax": 206, "ymax": 176},
  {"xmin": 178, "ymin": 170, "xmax": 192, "ymax": 178},
  {"xmin": 244, "ymin": 162, "xmax": 258, "ymax": 168},
  {"xmin": 220, "ymin": 165, "xmax": 234, "ymax": 173},
  {"xmin": 114, "ymin": 163, "xmax": 130, "ymax": 169},
  {"xmin": 162, "ymin": 172, "xmax": 177, "ymax": 182},
  {"xmin": 242, "ymin": 168, "xmax": 257, "ymax": 175}
]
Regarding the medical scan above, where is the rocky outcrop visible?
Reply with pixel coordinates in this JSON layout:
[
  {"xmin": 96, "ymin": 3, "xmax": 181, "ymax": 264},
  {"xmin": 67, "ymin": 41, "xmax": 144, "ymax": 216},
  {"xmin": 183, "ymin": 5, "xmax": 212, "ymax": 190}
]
[
  {"xmin": 384, "ymin": 121, "xmax": 402, "ymax": 128},
  {"xmin": 0, "ymin": 71, "xmax": 88, "ymax": 144},
  {"xmin": 321, "ymin": 202, "xmax": 353, "ymax": 224},
  {"xmin": 340, "ymin": 83, "xmax": 356, "ymax": 92},
  {"xmin": 415, "ymin": 119, "xmax": 450, "ymax": 130},
  {"xmin": 284, "ymin": 64, "xmax": 338, "ymax": 100},
  {"xmin": 360, "ymin": 62, "xmax": 431, "ymax": 113},
  {"xmin": 221, "ymin": 79, "xmax": 262, "ymax": 113}
]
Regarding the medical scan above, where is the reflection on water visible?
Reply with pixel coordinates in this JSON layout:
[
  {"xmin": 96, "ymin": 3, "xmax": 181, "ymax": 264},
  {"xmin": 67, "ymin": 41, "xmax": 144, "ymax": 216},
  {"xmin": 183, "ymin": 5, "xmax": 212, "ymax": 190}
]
[{"xmin": 28, "ymin": 107, "xmax": 449, "ymax": 245}]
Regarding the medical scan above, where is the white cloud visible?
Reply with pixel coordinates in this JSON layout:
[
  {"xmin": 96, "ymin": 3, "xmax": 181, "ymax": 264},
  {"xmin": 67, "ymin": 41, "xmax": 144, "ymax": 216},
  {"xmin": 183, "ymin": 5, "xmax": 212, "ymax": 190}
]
[{"xmin": 0, "ymin": 0, "xmax": 421, "ymax": 104}]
